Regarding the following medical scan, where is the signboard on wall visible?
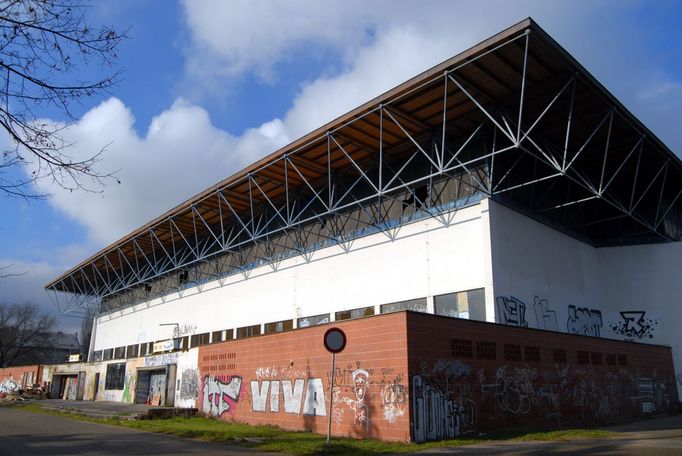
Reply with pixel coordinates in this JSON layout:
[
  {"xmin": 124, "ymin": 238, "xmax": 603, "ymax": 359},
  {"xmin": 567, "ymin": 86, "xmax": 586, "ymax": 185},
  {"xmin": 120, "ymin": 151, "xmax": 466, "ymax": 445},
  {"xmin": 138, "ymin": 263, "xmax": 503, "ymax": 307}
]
[
  {"xmin": 67, "ymin": 354, "xmax": 82, "ymax": 363},
  {"xmin": 153, "ymin": 339, "xmax": 175, "ymax": 353}
]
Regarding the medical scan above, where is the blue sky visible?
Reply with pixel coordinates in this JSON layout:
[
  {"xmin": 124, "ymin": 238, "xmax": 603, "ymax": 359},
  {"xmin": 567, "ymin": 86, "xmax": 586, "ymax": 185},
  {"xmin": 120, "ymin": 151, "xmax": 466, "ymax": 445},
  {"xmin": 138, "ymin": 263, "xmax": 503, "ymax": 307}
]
[{"xmin": 0, "ymin": 0, "xmax": 680, "ymax": 334}]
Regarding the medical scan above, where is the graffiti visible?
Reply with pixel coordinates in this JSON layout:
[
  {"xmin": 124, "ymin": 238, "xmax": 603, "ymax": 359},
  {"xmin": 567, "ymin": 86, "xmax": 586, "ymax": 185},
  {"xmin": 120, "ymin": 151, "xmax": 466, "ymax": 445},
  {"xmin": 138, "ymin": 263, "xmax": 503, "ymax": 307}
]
[
  {"xmin": 172, "ymin": 323, "xmax": 197, "ymax": 337},
  {"xmin": 144, "ymin": 352, "xmax": 178, "ymax": 367},
  {"xmin": 494, "ymin": 366, "xmax": 535, "ymax": 415},
  {"xmin": 121, "ymin": 373, "xmax": 136, "ymax": 403},
  {"xmin": 255, "ymin": 365, "xmax": 311, "ymax": 380},
  {"xmin": 180, "ymin": 369, "xmax": 199, "ymax": 401},
  {"xmin": 412, "ymin": 375, "xmax": 476, "ymax": 442},
  {"xmin": 533, "ymin": 297, "xmax": 558, "ymax": 331},
  {"xmin": 0, "ymin": 378, "xmax": 19, "ymax": 394},
  {"xmin": 567, "ymin": 305, "xmax": 603, "ymax": 337},
  {"xmin": 341, "ymin": 369, "xmax": 370, "ymax": 430},
  {"xmin": 381, "ymin": 382, "xmax": 407, "ymax": 423},
  {"xmin": 250, "ymin": 378, "xmax": 326, "ymax": 416},
  {"xmin": 608, "ymin": 311, "xmax": 660, "ymax": 339},
  {"xmin": 496, "ymin": 296, "xmax": 528, "ymax": 327},
  {"xmin": 202, "ymin": 375, "xmax": 242, "ymax": 416}
]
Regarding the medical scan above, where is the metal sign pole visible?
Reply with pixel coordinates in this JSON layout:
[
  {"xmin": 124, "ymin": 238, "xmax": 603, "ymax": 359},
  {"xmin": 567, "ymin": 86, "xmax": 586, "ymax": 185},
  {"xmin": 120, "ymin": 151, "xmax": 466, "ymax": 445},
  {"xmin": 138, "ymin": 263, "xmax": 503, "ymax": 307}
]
[{"xmin": 326, "ymin": 351, "xmax": 336, "ymax": 446}]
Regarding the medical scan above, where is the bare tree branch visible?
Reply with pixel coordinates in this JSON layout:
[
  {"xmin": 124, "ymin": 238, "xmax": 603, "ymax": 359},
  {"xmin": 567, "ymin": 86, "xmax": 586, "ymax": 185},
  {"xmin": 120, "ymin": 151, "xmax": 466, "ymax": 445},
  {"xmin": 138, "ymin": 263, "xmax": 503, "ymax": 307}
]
[
  {"xmin": 0, "ymin": 0, "xmax": 126, "ymax": 199},
  {"xmin": 0, "ymin": 302, "xmax": 56, "ymax": 367},
  {"xmin": 0, "ymin": 263, "xmax": 28, "ymax": 279}
]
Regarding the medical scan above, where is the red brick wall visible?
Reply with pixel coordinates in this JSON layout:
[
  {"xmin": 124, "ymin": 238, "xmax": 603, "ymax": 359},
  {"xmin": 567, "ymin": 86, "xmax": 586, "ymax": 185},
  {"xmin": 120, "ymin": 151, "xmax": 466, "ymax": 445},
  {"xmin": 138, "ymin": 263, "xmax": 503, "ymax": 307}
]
[
  {"xmin": 0, "ymin": 364, "xmax": 43, "ymax": 390},
  {"xmin": 406, "ymin": 312, "xmax": 678, "ymax": 442},
  {"xmin": 198, "ymin": 312, "xmax": 411, "ymax": 442},
  {"xmin": 197, "ymin": 311, "xmax": 678, "ymax": 443}
]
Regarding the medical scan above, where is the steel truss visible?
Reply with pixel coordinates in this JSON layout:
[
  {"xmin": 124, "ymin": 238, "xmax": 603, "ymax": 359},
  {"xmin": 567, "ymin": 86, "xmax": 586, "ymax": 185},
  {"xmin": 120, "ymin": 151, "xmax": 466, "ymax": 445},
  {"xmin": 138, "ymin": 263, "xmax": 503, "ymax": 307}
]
[{"xmin": 48, "ymin": 22, "xmax": 682, "ymax": 317}]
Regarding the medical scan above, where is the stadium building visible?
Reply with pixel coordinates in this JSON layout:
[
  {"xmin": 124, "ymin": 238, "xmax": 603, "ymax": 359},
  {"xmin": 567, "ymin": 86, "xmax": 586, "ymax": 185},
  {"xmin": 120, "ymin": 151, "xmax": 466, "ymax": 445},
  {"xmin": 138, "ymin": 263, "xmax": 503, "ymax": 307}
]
[{"xmin": 40, "ymin": 19, "xmax": 681, "ymax": 442}]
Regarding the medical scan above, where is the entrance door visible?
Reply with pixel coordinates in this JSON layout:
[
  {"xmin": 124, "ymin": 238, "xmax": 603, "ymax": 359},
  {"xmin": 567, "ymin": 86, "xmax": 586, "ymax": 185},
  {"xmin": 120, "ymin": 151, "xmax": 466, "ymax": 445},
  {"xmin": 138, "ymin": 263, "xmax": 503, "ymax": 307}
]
[
  {"xmin": 93, "ymin": 373, "xmax": 100, "ymax": 400},
  {"xmin": 76, "ymin": 371, "xmax": 86, "ymax": 400},
  {"xmin": 135, "ymin": 370, "xmax": 151, "ymax": 404}
]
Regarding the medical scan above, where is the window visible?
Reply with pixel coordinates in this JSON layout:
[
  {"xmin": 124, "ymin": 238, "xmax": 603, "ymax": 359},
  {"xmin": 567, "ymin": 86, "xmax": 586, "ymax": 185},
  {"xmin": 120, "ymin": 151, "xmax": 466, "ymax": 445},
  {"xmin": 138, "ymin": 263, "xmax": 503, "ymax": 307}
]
[
  {"xmin": 297, "ymin": 313, "xmax": 330, "ymax": 328},
  {"xmin": 524, "ymin": 346, "xmax": 540, "ymax": 362},
  {"xmin": 577, "ymin": 351, "xmax": 590, "ymax": 365},
  {"xmin": 606, "ymin": 354, "xmax": 617, "ymax": 366},
  {"xmin": 173, "ymin": 336, "xmax": 189, "ymax": 351},
  {"xmin": 211, "ymin": 330, "xmax": 224, "ymax": 343},
  {"xmin": 434, "ymin": 288, "xmax": 486, "ymax": 321},
  {"xmin": 105, "ymin": 363, "xmax": 126, "ymax": 390},
  {"xmin": 380, "ymin": 298, "xmax": 427, "ymax": 314},
  {"xmin": 476, "ymin": 341, "xmax": 496, "ymax": 360},
  {"xmin": 125, "ymin": 344, "xmax": 138, "ymax": 359},
  {"xmin": 190, "ymin": 332, "xmax": 210, "ymax": 347},
  {"xmin": 451, "ymin": 339, "xmax": 473, "ymax": 358},
  {"xmin": 504, "ymin": 344, "xmax": 522, "ymax": 361},
  {"xmin": 236, "ymin": 324, "xmax": 261, "ymax": 339},
  {"xmin": 114, "ymin": 346, "xmax": 125, "ymax": 359},
  {"xmin": 264, "ymin": 319, "xmax": 294, "ymax": 334},
  {"xmin": 553, "ymin": 348, "xmax": 567, "ymax": 363},
  {"xmin": 140, "ymin": 342, "xmax": 153, "ymax": 357},
  {"xmin": 335, "ymin": 306, "xmax": 374, "ymax": 321},
  {"xmin": 618, "ymin": 354, "xmax": 628, "ymax": 366},
  {"xmin": 591, "ymin": 352, "xmax": 602, "ymax": 365},
  {"xmin": 103, "ymin": 349, "xmax": 113, "ymax": 361},
  {"xmin": 93, "ymin": 350, "xmax": 103, "ymax": 362}
]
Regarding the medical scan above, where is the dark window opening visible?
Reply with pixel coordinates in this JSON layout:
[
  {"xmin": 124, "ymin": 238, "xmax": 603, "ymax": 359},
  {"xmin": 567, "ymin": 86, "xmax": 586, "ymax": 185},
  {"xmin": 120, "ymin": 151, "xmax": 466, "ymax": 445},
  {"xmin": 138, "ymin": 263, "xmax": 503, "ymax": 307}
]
[
  {"xmin": 451, "ymin": 339, "xmax": 473, "ymax": 358},
  {"xmin": 524, "ymin": 346, "xmax": 540, "ymax": 362},
  {"xmin": 105, "ymin": 363, "xmax": 126, "ymax": 390},
  {"xmin": 591, "ymin": 352, "xmax": 602, "ymax": 365},
  {"xmin": 577, "ymin": 351, "xmax": 590, "ymax": 365},
  {"xmin": 125, "ymin": 344, "xmax": 138, "ymax": 359},
  {"xmin": 236, "ymin": 324, "xmax": 261, "ymax": 339},
  {"xmin": 191, "ymin": 332, "xmax": 210, "ymax": 347},
  {"xmin": 264, "ymin": 319, "xmax": 294, "ymax": 334},
  {"xmin": 335, "ymin": 306, "xmax": 374, "ymax": 321},
  {"xmin": 477, "ymin": 341, "xmax": 496, "ymax": 360},
  {"xmin": 504, "ymin": 344, "xmax": 522, "ymax": 361},
  {"xmin": 553, "ymin": 349, "xmax": 567, "ymax": 363}
]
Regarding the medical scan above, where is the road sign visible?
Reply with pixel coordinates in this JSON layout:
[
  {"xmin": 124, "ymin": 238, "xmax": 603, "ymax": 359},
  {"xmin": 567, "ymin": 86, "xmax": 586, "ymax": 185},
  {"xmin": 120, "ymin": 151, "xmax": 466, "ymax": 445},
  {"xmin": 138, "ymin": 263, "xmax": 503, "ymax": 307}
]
[{"xmin": 323, "ymin": 327, "xmax": 346, "ymax": 353}]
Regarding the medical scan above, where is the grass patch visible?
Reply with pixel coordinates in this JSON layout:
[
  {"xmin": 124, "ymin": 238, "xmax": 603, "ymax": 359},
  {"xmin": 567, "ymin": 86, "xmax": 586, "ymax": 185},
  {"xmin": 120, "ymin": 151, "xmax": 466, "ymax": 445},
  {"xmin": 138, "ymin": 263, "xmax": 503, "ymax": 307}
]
[{"xmin": 14, "ymin": 403, "xmax": 614, "ymax": 455}]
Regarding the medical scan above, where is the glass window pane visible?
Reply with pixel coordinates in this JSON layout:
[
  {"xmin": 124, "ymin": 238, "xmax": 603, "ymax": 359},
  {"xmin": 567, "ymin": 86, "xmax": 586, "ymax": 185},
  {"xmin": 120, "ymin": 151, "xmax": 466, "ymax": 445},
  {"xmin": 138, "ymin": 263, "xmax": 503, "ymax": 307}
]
[{"xmin": 380, "ymin": 298, "xmax": 427, "ymax": 314}]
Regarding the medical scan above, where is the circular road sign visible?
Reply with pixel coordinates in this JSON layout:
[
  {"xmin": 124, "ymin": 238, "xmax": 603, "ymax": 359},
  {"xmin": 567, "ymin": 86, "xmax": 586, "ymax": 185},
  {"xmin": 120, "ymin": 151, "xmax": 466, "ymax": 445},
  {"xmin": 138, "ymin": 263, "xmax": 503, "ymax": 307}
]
[{"xmin": 323, "ymin": 327, "xmax": 347, "ymax": 353}]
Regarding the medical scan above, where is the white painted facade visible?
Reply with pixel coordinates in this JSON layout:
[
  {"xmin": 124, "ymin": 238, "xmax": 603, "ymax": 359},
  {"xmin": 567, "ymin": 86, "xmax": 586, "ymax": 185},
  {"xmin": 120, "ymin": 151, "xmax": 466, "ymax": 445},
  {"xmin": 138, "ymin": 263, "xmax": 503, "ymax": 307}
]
[
  {"xmin": 488, "ymin": 200, "xmax": 682, "ymax": 397},
  {"xmin": 94, "ymin": 201, "xmax": 493, "ymax": 350},
  {"xmin": 91, "ymin": 197, "xmax": 682, "ymax": 399}
]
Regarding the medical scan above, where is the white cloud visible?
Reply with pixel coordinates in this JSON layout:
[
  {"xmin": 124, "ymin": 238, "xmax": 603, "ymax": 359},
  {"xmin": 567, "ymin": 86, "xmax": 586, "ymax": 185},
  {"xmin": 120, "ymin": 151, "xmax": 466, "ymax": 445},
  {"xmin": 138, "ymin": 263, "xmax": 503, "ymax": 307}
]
[
  {"xmin": 8, "ymin": 0, "xmax": 679, "ymax": 328},
  {"xmin": 25, "ymin": 0, "xmax": 681, "ymax": 253},
  {"xmin": 28, "ymin": 97, "xmax": 290, "ymax": 247}
]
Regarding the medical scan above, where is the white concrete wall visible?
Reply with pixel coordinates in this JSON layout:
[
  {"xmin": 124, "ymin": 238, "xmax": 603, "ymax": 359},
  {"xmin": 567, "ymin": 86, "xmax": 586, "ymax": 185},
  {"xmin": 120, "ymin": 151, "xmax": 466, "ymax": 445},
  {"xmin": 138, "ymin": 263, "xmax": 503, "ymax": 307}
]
[
  {"xmin": 489, "ymin": 200, "xmax": 604, "ymax": 332},
  {"xmin": 94, "ymin": 202, "xmax": 492, "ymax": 351},
  {"xmin": 598, "ymin": 242, "xmax": 682, "ymax": 398},
  {"xmin": 489, "ymin": 200, "xmax": 682, "ymax": 398}
]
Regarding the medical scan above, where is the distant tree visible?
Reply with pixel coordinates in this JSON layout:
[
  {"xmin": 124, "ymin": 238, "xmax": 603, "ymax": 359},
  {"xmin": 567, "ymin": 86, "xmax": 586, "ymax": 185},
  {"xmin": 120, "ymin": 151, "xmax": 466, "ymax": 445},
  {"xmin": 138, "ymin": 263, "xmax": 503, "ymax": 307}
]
[
  {"xmin": 79, "ymin": 306, "xmax": 93, "ymax": 353},
  {"xmin": 0, "ymin": 302, "xmax": 56, "ymax": 367},
  {"xmin": 0, "ymin": 0, "xmax": 126, "ymax": 198}
]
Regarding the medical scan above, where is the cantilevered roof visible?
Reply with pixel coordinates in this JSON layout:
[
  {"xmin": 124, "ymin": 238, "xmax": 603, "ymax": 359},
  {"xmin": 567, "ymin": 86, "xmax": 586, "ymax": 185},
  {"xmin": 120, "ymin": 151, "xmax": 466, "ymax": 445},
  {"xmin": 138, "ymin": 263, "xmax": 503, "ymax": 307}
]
[{"xmin": 46, "ymin": 18, "xmax": 682, "ymax": 306}]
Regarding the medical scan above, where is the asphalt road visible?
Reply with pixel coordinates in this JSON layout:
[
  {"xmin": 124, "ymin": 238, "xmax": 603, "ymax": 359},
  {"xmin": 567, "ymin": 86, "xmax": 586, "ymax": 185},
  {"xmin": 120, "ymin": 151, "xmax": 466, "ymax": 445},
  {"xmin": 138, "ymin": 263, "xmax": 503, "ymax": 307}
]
[{"xmin": 0, "ymin": 407, "xmax": 266, "ymax": 456}]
